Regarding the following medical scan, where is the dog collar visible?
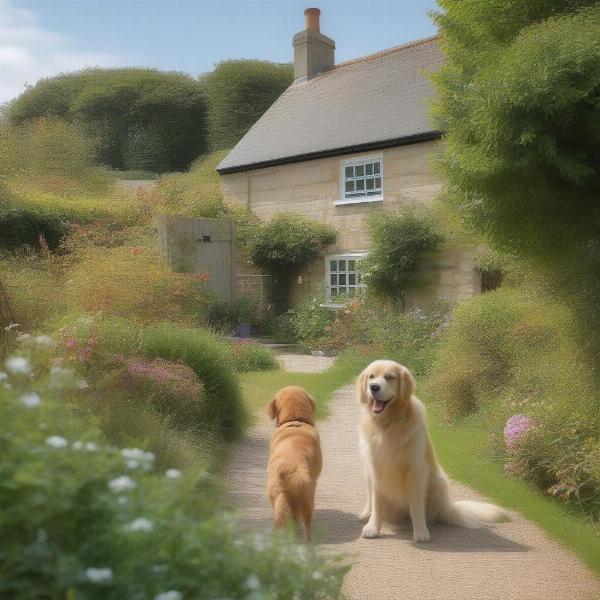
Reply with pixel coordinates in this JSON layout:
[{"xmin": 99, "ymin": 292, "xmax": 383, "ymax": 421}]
[{"xmin": 277, "ymin": 418, "xmax": 312, "ymax": 428}]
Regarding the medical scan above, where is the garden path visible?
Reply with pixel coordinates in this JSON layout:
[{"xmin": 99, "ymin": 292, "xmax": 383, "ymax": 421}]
[{"xmin": 228, "ymin": 355, "xmax": 599, "ymax": 600}]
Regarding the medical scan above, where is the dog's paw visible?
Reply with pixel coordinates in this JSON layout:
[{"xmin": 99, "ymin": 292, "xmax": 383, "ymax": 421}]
[
  {"xmin": 358, "ymin": 506, "xmax": 371, "ymax": 522},
  {"xmin": 362, "ymin": 523, "xmax": 381, "ymax": 539},
  {"xmin": 412, "ymin": 528, "xmax": 431, "ymax": 543}
]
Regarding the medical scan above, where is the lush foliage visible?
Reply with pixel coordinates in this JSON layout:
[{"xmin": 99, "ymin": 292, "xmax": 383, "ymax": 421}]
[
  {"xmin": 66, "ymin": 242, "xmax": 211, "ymax": 325},
  {"xmin": 249, "ymin": 214, "xmax": 336, "ymax": 276},
  {"xmin": 428, "ymin": 286, "xmax": 600, "ymax": 518},
  {"xmin": 230, "ymin": 339, "xmax": 279, "ymax": 372},
  {"xmin": 0, "ymin": 350, "xmax": 344, "ymax": 599},
  {"xmin": 361, "ymin": 211, "xmax": 442, "ymax": 304},
  {"xmin": 8, "ymin": 69, "xmax": 207, "ymax": 172},
  {"xmin": 201, "ymin": 60, "xmax": 293, "ymax": 150},
  {"xmin": 140, "ymin": 324, "xmax": 247, "ymax": 441},
  {"xmin": 433, "ymin": 1, "xmax": 600, "ymax": 353}
]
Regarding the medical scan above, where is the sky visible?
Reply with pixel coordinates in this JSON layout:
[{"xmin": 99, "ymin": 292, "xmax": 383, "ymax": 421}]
[{"xmin": 0, "ymin": 0, "xmax": 439, "ymax": 103}]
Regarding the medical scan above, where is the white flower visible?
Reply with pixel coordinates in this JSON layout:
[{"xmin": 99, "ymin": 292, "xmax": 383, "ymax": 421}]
[
  {"xmin": 72, "ymin": 441, "xmax": 84, "ymax": 450},
  {"xmin": 85, "ymin": 442, "xmax": 98, "ymax": 452},
  {"xmin": 125, "ymin": 517, "xmax": 154, "ymax": 532},
  {"xmin": 78, "ymin": 379, "xmax": 89, "ymax": 390},
  {"xmin": 245, "ymin": 575, "xmax": 260, "ymax": 590},
  {"xmin": 108, "ymin": 476, "xmax": 136, "ymax": 493},
  {"xmin": 34, "ymin": 335, "xmax": 54, "ymax": 347},
  {"xmin": 16, "ymin": 333, "xmax": 31, "ymax": 341},
  {"xmin": 154, "ymin": 591, "xmax": 182, "ymax": 600},
  {"xmin": 49, "ymin": 366, "xmax": 75, "ymax": 390},
  {"xmin": 121, "ymin": 448, "xmax": 154, "ymax": 470},
  {"xmin": 3, "ymin": 382, "xmax": 12, "ymax": 390},
  {"xmin": 0, "ymin": 372, "xmax": 7, "ymax": 381},
  {"xmin": 5, "ymin": 356, "xmax": 31, "ymax": 375},
  {"xmin": 20, "ymin": 392, "xmax": 41, "ymax": 408},
  {"xmin": 312, "ymin": 571, "xmax": 323, "ymax": 580},
  {"xmin": 117, "ymin": 496, "xmax": 128, "ymax": 506},
  {"xmin": 165, "ymin": 468, "xmax": 181, "ymax": 479},
  {"xmin": 46, "ymin": 436, "xmax": 68, "ymax": 449},
  {"xmin": 85, "ymin": 567, "xmax": 113, "ymax": 583}
]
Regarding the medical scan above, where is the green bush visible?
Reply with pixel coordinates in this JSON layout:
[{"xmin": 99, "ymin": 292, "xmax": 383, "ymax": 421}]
[
  {"xmin": 0, "ymin": 352, "xmax": 344, "ymax": 598},
  {"xmin": 0, "ymin": 204, "xmax": 67, "ymax": 250},
  {"xmin": 141, "ymin": 324, "xmax": 247, "ymax": 440},
  {"xmin": 231, "ymin": 340, "xmax": 279, "ymax": 372},
  {"xmin": 361, "ymin": 211, "xmax": 442, "ymax": 305},
  {"xmin": 201, "ymin": 60, "xmax": 293, "ymax": 150},
  {"xmin": 428, "ymin": 286, "xmax": 600, "ymax": 518},
  {"xmin": 290, "ymin": 297, "xmax": 335, "ymax": 344}
]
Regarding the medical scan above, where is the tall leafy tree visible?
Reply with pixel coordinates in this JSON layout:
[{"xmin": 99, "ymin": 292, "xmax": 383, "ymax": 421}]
[
  {"xmin": 9, "ymin": 69, "xmax": 207, "ymax": 172},
  {"xmin": 201, "ymin": 60, "xmax": 293, "ymax": 150},
  {"xmin": 432, "ymin": 1, "xmax": 600, "ymax": 352}
]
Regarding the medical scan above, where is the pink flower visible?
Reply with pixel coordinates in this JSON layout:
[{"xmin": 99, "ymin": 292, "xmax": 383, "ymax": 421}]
[
  {"xmin": 504, "ymin": 414, "xmax": 533, "ymax": 452},
  {"xmin": 65, "ymin": 338, "xmax": 78, "ymax": 349}
]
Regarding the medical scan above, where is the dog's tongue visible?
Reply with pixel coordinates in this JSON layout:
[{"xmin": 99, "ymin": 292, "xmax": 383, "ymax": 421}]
[{"xmin": 372, "ymin": 399, "xmax": 386, "ymax": 414}]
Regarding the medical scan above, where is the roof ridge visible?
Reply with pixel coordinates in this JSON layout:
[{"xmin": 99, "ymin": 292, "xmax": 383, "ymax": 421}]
[{"xmin": 333, "ymin": 35, "xmax": 439, "ymax": 70}]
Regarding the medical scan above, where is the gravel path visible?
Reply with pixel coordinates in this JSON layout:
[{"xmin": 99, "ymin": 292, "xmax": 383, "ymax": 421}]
[{"xmin": 228, "ymin": 355, "xmax": 599, "ymax": 600}]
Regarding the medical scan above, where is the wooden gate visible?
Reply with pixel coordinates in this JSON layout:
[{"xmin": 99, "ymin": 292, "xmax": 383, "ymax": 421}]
[{"xmin": 157, "ymin": 216, "xmax": 236, "ymax": 302}]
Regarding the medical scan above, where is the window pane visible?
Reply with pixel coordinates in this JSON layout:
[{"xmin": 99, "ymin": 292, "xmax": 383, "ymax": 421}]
[
  {"xmin": 330, "ymin": 287, "xmax": 338, "ymax": 297},
  {"xmin": 330, "ymin": 274, "xmax": 337, "ymax": 285},
  {"xmin": 355, "ymin": 165, "xmax": 364, "ymax": 177},
  {"xmin": 366, "ymin": 178, "xmax": 374, "ymax": 190},
  {"xmin": 345, "ymin": 181, "xmax": 355, "ymax": 192},
  {"xmin": 345, "ymin": 166, "xmax": 353, "ymax": 178},
  {"xmin": 330, "ymin": 260, "xmax": 337, "ymax": 272},
  {"xmin": 373, "ymin": 162, "xmax": 381, "ymax": 174},
  {"xmin": 339, "ymin": 274, "xmax": 346, "ymax": 286},
  {"xmin": 349, "ymin": 273, "xmax": 356, "ymax": 285},
  {"xmin": 348, "ymin": 260, "xmax": 356, "ymax": 271},
  {"xmin": 365, "ymin": 163, "xmax": 373, "ymax": 176},
  {"xmin": 338, "ymin": 260, "xmax": 346, "ymax": 271},
  {"xmin": 356, "ymin": 179, "xmax": 365, "ymax": 191},
  {"xmin": 375, "ymin": 177, "xmax": 381, "ymax": 188}
]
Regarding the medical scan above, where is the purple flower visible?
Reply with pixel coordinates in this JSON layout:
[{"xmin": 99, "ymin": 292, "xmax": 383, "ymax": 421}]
[{"xmin": 504, "ymin": 414, "xmax": 533, "ymax": 451}]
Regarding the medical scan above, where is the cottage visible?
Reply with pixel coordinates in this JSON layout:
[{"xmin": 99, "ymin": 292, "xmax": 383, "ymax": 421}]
[{"xmin": 217, "ymin": 8, "xmax": 480, "ymax": 308}]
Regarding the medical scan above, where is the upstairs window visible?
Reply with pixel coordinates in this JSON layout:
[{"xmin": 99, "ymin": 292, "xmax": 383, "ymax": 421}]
[{"xmin": 341, "ymin": 156, "xmax": 383, "ymax": 203}]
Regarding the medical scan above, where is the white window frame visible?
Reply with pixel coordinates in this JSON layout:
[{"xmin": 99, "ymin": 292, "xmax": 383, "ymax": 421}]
[
  {"xmin": 324, "ymin": 251, "xmax": 368, "ymax": 304},
  {"xmin": 335, "ymin": 154, "xmax": 384, "ymax": 206}
]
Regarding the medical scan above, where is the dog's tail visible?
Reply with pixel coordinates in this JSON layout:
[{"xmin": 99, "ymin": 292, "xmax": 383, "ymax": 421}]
[
  {"xmin": 273, "ymin": 464, "xmax": 311, "ymax": 527},
  {"xmin": 444, "ymin": 500, "xmax": 511, "ymax": 529}
]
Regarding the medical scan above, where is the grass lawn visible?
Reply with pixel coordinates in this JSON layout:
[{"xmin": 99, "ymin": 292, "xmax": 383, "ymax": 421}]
[
  {"xmin": 239, "ymin": 350, "xmax": 372, "ymax": 419},
  {"xmin": 426, "ymin": 397, "xmax": 600, "ymax": 578}
]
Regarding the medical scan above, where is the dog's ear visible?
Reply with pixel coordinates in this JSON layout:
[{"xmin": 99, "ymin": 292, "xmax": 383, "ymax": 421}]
[
  {"xmin": 266, "ymin": 396, "xmax": 278, "ymax": 421},
  {"xmin": 307, "ymin": 393, "xmax": 316, "ymax": 412},
  {"xmin": 356, "ymin": 367, "xmax": 369, "ymax": 404},
  {"xmin": 399, "ymin": 366, "xmax": 416, "ymax": 405}
]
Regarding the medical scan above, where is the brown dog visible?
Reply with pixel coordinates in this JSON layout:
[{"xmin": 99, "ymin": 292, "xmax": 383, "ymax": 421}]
[{"xmin": 266, "ymin": 386, "xmax": 322, "ymax": 541}]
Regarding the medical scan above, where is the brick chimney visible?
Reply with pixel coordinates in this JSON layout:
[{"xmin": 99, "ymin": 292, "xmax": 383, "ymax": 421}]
[{"xmin": 292, "ymin": 8, "xmax": 335, "ymax": 82}]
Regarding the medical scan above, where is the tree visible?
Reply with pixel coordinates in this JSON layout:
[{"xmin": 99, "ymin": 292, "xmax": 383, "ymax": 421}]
[
  {"xmin": 8, "ymin": 69, "xmax": 207, "ymax": 173},
  {"xmin": 432, "ymin": 1, "xmax": 600, "ymax": 353},
  {"xmin": 201, "ymin": 60, "xmax": 293, "ymax": 150}
]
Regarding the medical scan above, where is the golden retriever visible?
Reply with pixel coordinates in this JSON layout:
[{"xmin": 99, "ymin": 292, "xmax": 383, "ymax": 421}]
[
  {"xmin": 266, "ymin": 386, "xmax": 322, "ymax": 541},
  {"xmin": 357, "ymin": 360, "xmax": 510, "ymax": 543}
]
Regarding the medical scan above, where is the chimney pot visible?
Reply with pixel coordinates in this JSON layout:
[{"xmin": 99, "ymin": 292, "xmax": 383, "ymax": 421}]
[
  {"xmin": 293, "ymin": 8, "xmax": 335, "ymax": 81},
  {"xmin": 304, "ymin": 7, "xmax": 321, "ymax": 32}
]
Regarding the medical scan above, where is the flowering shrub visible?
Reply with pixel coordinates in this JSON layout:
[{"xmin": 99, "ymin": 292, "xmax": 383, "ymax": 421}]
[
  {"xmin": 230, "ymin": 340, "xmax": 279, "ymax": 372},
  {"xmin": 504, "ymin": 414, "xmax": 533, "ymax": 452},
  {"xmin": 0, "ymin": 353, "xmax": 345, "ymax": 598},
  {"xmin": 141, "ymin": 323, "xmax": 247, "ymax": 441}
]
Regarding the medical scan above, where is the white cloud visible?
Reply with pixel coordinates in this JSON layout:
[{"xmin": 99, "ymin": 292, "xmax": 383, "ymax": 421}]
[{"xmin": 0, "ymin": 0, "xmax": 122, "ymax": 103}]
